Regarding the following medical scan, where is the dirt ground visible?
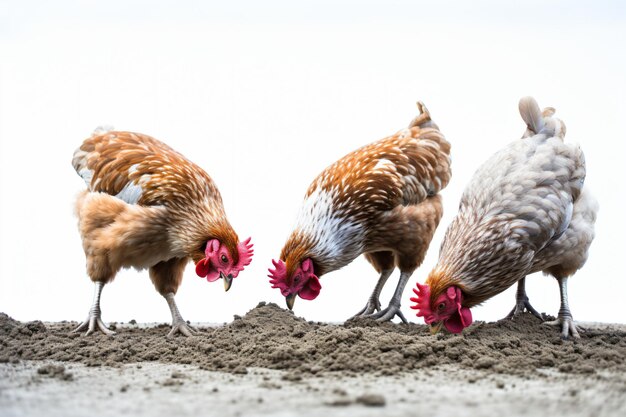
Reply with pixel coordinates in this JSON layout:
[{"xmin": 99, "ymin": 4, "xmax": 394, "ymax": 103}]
[{"xmin": 1, "ymin": 302, "xmax": 625, "ymax": 417}]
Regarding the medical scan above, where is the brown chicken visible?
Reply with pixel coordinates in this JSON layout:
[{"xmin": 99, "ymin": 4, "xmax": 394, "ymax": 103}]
[
  {"xmin": 72, "ymin": 129, "xmax": 253, "ymax": 337},
  {"xmin": 268, "ymin": 103, "xmax": 451, "ymax": 322},
  {"xmin": 411, "ymin": 97, "xmax": 598, "ymax": 339}
]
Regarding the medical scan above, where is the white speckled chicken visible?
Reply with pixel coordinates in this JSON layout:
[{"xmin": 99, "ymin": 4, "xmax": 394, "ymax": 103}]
[
  {"xmin": 72, "ymin": 129, "xmax": 253, "ymax": 337},
  {"xmin": 411, "ymin": 97, "xmax": 598, "ymax": 339},
  {"xmin": 268, "ymin": 103, "xmax": 452, "ymax": 322}
]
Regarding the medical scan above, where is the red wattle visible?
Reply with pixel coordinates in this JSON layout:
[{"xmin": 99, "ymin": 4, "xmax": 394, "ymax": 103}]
[
  {"xmin": 298, "ymin": 275, "xmax": 321, "ymax": 300},
  {"xmin": 444, "ymin": 303, "xmax": 472, "ymax": 333},
  {"xmin": 444, "ymin": 313, "xmax": 464, "ymax": 333},
  {"xmin": 195, "ymin": 258, "xmax": 210, "ymax": 278}
]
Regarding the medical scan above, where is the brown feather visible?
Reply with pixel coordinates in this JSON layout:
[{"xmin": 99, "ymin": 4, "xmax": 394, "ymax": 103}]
[
  {"xmin": 280, "ymin": 102, "xmax": 451, "ymax": 280},
  {"xmin": 73, "ymin": 130, "xmax": 241, "ymax": 288}
]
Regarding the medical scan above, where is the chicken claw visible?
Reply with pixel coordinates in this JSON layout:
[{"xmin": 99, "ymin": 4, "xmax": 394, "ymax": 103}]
[
  {"xmin": 543, "ymin": 277, "xmax": 582, "ymax": 339},
  {"xmin": 349, "ymin": 298, "xmax": 382, "ymax": 320},
  {"xmin": 167, "ymin": 319, "xmax": 198, "ymax": 338},
  {"xmin": 73, "ymin": 281, "xmax": 115, "ymax": 336},
  {"xmin": 504, "ymin": 278, "xmax": 543, "ymax": 320},
  {"xmin": 366, "ymin": 270, "xmax": 411, "ymax": 323},
  {"xmin": 349, "ymin": 268, "xmax": 393, "ymax": 321},
  {"xmin": 73, "ymin": 315, "xmax": 116, "ymax": 336},
  {"xmin": 505, "ymin": 298, "xmax": 543, "ymax": 320},
  {"xmin": 164, "ymin": 292, "xmax": 196, "ymax": 338},
  {"xmin": 543, "ymin": 316, "xmax": 582, "ymax": 340},
  {"xmin": 366, "ymin": 303, "xmax": 409, "ymax": 324}
]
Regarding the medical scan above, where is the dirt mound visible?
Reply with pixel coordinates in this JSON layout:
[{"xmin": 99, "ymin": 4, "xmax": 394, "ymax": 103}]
[
  {"xmin": 0, "ymin": 313, "xmax": 47, "ymax": 337},
  {"xmin": 0, "ymin": 303, "xmax": 624, "ymax": 376}
]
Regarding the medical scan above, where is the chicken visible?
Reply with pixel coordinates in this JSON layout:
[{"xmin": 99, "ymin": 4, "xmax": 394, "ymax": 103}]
[
  {"xmin": 72, "ymin": 128, "xmax": 253, "ymax": 337},
  {"xmin": 411, "ymin": 97, "xmax": 598, "ymax": 339},
  {"xmin": 268, "ymin": 103, "xmax": 451, "ymax": 322}
]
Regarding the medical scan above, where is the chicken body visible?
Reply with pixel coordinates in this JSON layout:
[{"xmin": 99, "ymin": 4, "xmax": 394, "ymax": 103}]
[
  {"xmin": 412, "ymin": 97, "xmax": 598, "ymax": 338},
  {"xmin": 269, "ymin": 103, "xmax": 451, "ymax": 322},
  {"xmin": 72, "ymin": 129, "xmax": 252, "ymax": 337}
]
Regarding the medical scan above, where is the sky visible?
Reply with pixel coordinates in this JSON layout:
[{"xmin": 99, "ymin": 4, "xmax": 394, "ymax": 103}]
[{"xmin": 1, "ymin": 0, "xmax": 625, "ymax": 326}]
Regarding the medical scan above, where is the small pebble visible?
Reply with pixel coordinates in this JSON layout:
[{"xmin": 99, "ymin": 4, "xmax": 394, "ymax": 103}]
[{"xmin": 356, "ymin": 394, "xmax": 386, "ymax": 407}]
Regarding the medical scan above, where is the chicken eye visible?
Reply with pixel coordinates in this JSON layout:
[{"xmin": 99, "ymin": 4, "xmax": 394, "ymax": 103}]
[
  {"xmin": 438, "ymin": 302, "xmax": 446, "ymax": 311},
  {"xmin": 294, "ymin": 275, "xmax": 301, "ymax": 284},
  {"xmin": 221, "ymin": 254, "xmax": 228, "ymax": 263}
]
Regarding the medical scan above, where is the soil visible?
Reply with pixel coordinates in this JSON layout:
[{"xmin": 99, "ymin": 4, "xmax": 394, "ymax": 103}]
[
  {"xmin": 1, "ymin": 303, "xmax": 625, "ymax": 417},
  {"xmin": 1, "ymin": 302, "xmax": 624, "ymax": 377}
]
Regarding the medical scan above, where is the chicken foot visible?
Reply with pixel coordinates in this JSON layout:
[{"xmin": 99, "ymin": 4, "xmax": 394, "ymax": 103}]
[
  {"xmin": 505, "ymin": 277, "xmax": 543, "ymax": 320},
  {"xmin": 365, "ymin": 271, "xmax": 411, "ymax": 323},
  {"xmin": 349, "ymin": 269, "xmax": 394, "ymax": 320},
  {"xmin": 164, "ymin": 292, "xmax": 197, "ymax": 337},
  {"xmin": 73, "ymin": 281, "xmax": 115, "ymax": 336},
  {"xmin": 543, "ymin": 277, "xmax": 581, "ymax": 339}
]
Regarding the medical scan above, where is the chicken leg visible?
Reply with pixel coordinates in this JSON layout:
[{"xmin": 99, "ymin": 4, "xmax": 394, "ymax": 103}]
[
  {"xmin": 164, "ymin": 292, "xmax": 197, "ymax": 338},
  {"xmin": 505, "ymin": 277, "xmax": 543, "ymax": 320},
  {"xmin": 365, "ymin": 271, "xmax": 411, "ymax": 323},
  {"xmin": 350, "ymin": 268, "xmax": 394, "ymax": 319},
  {"xmin": 149, "ymin": 258, "xmax": 197, "ymax": 337},
  {"xmin": 73, "ymin": 281, "xmax": 115, "ymax": 336},
  {"xmin": 543, "ymin": 277, "xmax": 580, "ymax": 339}
]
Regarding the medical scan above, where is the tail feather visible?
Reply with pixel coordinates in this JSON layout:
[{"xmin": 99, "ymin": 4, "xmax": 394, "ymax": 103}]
[
  {"xmin": 519, "ymin": 96, "xmax": 544, "ymax": 135},
  {"xmin": 519, "ymin": 97, "xmax": 566, "ymax": 140},
  {"xmin": 409, "ymin": 101, "xmax": 438, "ymax": 130},
  {"xmin": 92, "ymin": 125, "xmax": 114, "ymax": 136}
]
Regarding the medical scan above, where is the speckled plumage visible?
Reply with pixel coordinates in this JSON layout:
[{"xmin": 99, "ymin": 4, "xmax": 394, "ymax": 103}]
[
  {"xmin": 71, "ymin": 129, "xmax": 247, "ymax": 336},
  {"xmin": 426, "ymin": 97, "xmax": 598, "ymax": 310},
  {"xmin": 280, "ymin": 103, "xmax": 451, "ymax": 292},
  {"xmin": 73, "ymin": 130, "xmax": 241, "ymax": 274}
]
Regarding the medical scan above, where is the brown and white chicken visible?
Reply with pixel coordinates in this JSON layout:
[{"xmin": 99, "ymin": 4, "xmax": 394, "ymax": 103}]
[
  {"xmin": 268, "ymin": 103, "xmax": 451, "ymax": 322},
  {"xmin": 72, "ymin": 129, "xmax": 253, "ymax": 337},
  {"xmin": 411, "ymin": 97, "xmax": 598, "ymax": 339}
]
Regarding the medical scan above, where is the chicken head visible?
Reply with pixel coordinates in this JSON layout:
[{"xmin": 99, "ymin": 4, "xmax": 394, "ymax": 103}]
[
  {"xmin": 196, "ymin": 237, "xmax": 254, "ymax": 291},
  {"xmin": 268, "ymin": 258, "xmax": 321, "ymax": 310},
  {"xmin": 410, "ymin": 283, "xmax": 472, "ymax": 334}
]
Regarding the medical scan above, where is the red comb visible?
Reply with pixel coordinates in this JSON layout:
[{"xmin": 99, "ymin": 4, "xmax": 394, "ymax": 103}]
[
  {"xmin": 409, "ymin": 282, "xmax": 433, "ymax": 318},
  {"xmin": 268, "ymin": 259, "xmax": 289, "ymax": 291},
  {"xmin": 234, "ymin": 237, "xmax": 254, "ymax": 273}
]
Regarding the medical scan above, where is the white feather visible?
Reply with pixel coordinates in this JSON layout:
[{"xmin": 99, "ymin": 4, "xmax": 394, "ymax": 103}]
[
  {"xmin": 294, "ymin": 188, "xmax": 364, "ymax": 265},
  {"xmin": 78, "ymin": 168, "xmax": 93, "ymax": 188},
  {"xmin": 115, "ymin": 181, "xmax": 144, "ymax": 205},
  {"xmin": 92, "ymin": 125, "xmax": 114, "ymax": 136},
  {"xmin": 373, "ymin": 158, "xmax": 394, "ymax": 171}
]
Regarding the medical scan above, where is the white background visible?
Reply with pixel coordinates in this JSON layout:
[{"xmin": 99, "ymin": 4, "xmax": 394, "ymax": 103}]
[{"xmin": 1, "ymin": 1, "xmax": 624, "ymax": 326}]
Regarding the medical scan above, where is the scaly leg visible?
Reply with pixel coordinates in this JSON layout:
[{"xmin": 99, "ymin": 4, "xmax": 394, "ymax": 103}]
[
  {"xmin": 366, "ymin": 271, "xmax": 411, "ymax": 323},
  {"xmin": 349, "ymin": 269, "xmax": 394, "ymax": 320},
  {"xmin": 505, "ymin": 277, "xmax": 543, "ymax": 320},
  {"xmin": 164, "ymin": 292, "xmax": 197, "ymax": 338},
  {"xmin": 543, "ymin": 277, "xmax": 581, "ymax": 339},
  {"xmin": 73, "ymin": 281, "xmax": 115, "ymax": 336}
]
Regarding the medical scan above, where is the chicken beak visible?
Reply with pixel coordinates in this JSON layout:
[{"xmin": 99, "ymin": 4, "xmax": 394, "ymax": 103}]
[
  {"xmin": 430, "ymin": 321, "xmax": 444, "ymax": 335},
  {"xmin": 221, "ymin": 272, "xmax": 233, "ymax": 292},
  {"xmin": 285, "ymin": 293, "xmax": 296, "ymax": 311}
]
